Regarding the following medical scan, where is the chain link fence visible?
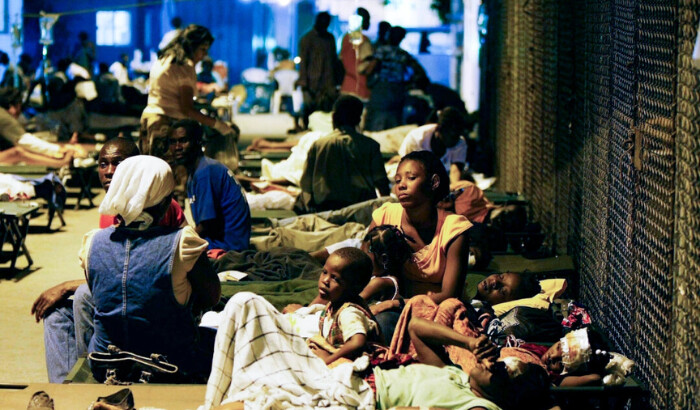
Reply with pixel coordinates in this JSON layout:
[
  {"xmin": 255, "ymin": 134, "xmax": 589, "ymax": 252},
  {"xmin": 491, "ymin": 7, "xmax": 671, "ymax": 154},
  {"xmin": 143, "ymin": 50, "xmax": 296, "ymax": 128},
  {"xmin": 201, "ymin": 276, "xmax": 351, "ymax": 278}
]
[{"xmin": 481, "ymin": 0, "xmax": 699, "ymax": 408}]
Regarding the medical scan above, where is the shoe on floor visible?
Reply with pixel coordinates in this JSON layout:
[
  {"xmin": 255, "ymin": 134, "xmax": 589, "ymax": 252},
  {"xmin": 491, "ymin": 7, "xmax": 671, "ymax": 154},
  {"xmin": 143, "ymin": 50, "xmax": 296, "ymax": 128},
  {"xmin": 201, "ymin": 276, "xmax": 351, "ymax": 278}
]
[{"xmin": 27, "ymin": 391, "xmax": 54, "ymax": 410}]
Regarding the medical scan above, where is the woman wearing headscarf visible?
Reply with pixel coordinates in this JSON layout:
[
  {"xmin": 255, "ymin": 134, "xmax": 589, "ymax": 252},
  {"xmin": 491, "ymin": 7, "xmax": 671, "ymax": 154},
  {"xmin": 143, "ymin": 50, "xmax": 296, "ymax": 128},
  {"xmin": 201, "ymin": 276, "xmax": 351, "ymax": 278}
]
[{"xmin": 80, "ymin": 155, "xmax": 220, "ymax": 383}]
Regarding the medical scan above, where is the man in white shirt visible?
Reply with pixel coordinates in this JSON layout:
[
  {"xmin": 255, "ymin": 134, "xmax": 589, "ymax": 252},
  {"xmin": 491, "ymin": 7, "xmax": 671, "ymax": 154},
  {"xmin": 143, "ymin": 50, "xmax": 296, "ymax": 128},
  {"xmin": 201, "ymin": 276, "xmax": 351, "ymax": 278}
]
[{"xmin": 397, "ymin": 106, "xmax": 468, "ymax": 172}]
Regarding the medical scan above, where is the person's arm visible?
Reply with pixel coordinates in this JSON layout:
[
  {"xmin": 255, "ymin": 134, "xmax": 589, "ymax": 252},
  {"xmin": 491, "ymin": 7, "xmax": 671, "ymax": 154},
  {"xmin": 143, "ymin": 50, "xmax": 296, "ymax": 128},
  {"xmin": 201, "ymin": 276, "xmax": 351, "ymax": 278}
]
[
  {"xmin": 31, "ymin": 279, "xmax": 86, "ymax": 322},
  {"xmin": 559, "ymin": 373, "xmax": 603, "ymax": 387},
  {"xmin": 178, "ymin": 84, "xmax": 233, "ymax": 136},
  {"xmin": 360, "ymin": 276, "xmax": 397, "ymax": 302},
  {"xmin": 428, "ymin": 233, "xmax": 469, "ymax": 304},
  {"xmin": 187, "ymin": 252, "xmax": 221, "ymax": 314},
  {"xmin": 178, "ymin": 85, "xmax": 216, "ymax": 127},
  {"xmin": 312, "ymin": 333, "xmax": 368, "ymax": 365},
  {"xmin": 407, "ymin": 317, "xmax": 498, "ymax": 368},
  {"xmin": 246, "ymin": 138, "xmax": 298, "ymax": 152},
  {"xmin": 298, "ymin": 144, "xmax": 317, "ymax": 208}
]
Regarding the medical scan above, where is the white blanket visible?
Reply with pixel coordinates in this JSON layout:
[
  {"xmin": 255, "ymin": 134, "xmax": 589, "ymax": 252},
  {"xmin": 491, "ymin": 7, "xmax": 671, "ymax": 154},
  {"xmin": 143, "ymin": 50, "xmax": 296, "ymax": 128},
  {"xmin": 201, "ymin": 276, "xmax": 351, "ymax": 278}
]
[{"xmin": 200, "ymin": 292, "xmax": 375, "ymax": 410}]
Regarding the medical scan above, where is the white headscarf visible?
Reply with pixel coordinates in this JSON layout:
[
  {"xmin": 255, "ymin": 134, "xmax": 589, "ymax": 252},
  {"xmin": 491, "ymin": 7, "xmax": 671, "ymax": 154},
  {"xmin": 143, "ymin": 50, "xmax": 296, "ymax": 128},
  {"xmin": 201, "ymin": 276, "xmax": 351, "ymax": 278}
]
[{"xmin": 98, "ymin": 155, "xmax": 175, "ymax": 227}]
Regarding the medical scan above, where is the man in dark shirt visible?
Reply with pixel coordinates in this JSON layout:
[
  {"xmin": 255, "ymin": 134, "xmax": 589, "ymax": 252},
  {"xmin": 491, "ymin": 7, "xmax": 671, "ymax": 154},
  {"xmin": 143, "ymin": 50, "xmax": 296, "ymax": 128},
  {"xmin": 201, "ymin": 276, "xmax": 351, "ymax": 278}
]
[
  {"xmin": 299, "ymin": 95, "xmax": 390, "ymax": 212},
  {"xmin": 363, "ymin": 26, "xmax": 429, "ymax": 132},
  {"xmin": 170, "ymin": 119, "xmax": 251, "ymax": 251}
]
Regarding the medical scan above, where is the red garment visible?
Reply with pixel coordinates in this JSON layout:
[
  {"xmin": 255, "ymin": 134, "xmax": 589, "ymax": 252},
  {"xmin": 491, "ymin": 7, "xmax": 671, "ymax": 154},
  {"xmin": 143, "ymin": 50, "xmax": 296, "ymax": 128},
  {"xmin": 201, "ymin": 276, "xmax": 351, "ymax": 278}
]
[
  {"xmin": 340, "ymin": 33, "xmax": 371, "ymax": 100},
  {"xmin": 98, "ymin": 198, "xmax": 186, "ymax": 228},
  {"xmin": 206, "ymin": 249, "xmax": 227, "ymax": 259}
]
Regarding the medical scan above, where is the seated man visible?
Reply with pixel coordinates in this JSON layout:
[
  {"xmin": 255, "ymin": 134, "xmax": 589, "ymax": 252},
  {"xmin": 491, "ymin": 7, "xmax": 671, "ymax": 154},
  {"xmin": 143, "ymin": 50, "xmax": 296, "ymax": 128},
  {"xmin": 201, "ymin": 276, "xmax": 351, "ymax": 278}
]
[
  {"xmin": 170, "ymin": 119, "xmax": 251, "ymax": 251},
  {"xmin": 84, "ymin": 155, "xmax": 220, "ymax": 382},
  {"xmin": 31, "ymin": 137, "xmax": 185, "ymax": 383},
  {"xmin": 395, "ymin": 106, "xmax": 469, "ymax": 173},
  {"xmin": 299, "ymin": 95, "xmax": 390, "ymax": 212}
]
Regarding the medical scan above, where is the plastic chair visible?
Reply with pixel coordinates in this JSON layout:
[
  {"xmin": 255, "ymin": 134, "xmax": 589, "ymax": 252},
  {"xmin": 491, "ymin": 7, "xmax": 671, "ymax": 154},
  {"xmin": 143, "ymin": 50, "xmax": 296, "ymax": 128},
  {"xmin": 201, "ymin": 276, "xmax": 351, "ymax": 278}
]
[
  {"xmin": 270, "ymin": 69, "xmax": 302, "ymax": 114},
  {"xmin": 240, "ymin": 68, "xmax": 275, "ymax": 113}
]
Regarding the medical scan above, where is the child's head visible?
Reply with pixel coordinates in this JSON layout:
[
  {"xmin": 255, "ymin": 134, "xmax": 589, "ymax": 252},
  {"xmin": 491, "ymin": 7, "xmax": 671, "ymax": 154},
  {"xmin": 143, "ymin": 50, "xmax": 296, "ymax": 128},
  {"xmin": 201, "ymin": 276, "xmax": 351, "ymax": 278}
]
[
  {"xmin": 362, "ymin": 225, "xmax": 414, "ymax": 277},
  {"xmin": 469, "ymin": 358, "xmax": 551, "ymax": 410},
  {"xmin": 319, "ymin": 247, "xmax": 373, "ymax": 304},
  {"xmin": 541, "ymin": 327, "xmax": 611, "ymax": 375},
  {"xmin": 476, "ymin": 271, "xmax": 541, "ymax": 306}
]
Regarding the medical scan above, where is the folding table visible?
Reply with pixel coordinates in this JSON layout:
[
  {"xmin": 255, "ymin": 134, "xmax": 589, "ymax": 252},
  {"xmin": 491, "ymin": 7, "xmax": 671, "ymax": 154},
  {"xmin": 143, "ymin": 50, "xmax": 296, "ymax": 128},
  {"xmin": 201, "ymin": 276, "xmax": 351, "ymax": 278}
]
[{"xmin": 0, "ymin": 201, "xmax": 41, "ymax": 269}]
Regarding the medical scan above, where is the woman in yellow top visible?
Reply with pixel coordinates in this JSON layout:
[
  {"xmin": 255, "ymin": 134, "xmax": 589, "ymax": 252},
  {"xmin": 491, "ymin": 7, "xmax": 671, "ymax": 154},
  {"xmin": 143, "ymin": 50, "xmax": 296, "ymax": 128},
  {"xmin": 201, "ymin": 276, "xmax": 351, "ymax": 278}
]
[
  {"xmin": 368, "ymin": 150, "xmax": 472, "ymax": 341},
  {"xmin": 140, "ymin": 24, "xmax": 233, "ymax": 160}
]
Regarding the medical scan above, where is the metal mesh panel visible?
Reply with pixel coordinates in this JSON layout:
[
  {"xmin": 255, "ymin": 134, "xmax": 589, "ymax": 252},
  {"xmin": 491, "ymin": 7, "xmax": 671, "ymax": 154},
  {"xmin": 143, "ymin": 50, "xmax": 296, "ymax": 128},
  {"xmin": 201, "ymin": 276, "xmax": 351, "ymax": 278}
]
[
  {"xmin": 672, "ymin": 1, "xmax": 700, "ymax": 408},
  {"xmin": 631, "ymin": 2, "xmax": 678, "ymax": 407},
  {"xmin": 576, "ymin": 0, "xmax": 613, "ymax": 330},
  {"xmin": 605, "ymin": 0, "xmax": 638, "ymax": 362},
  {"xmin": 522, "ymin": 0, "xmax": 558, "ymax": 244},
  {"xmin": 483, "ymin": 0, "xmax": 693, "ymax": 407},
  {"xmin": 487, "ymin": 0, "xmax": 524, "ymax": 191}
]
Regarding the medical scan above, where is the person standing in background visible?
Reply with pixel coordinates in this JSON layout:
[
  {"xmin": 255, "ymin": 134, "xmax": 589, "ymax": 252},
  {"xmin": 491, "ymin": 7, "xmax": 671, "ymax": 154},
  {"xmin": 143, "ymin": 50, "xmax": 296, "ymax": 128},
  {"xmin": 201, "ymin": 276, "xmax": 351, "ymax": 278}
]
[
  {"xmin": 297, "ymin": 12, "xmax": 342, "ymax": 132},
  {"xmin": 73, "ymin": 32, "xmax": 96, "ymax": 73},
  {"xmin": 339, "ymin": 8, "xmax": 372, "ymax": 102},
  {"xmin": 159, "ymin": 16, "xmax": 183, "ymax": 51}
]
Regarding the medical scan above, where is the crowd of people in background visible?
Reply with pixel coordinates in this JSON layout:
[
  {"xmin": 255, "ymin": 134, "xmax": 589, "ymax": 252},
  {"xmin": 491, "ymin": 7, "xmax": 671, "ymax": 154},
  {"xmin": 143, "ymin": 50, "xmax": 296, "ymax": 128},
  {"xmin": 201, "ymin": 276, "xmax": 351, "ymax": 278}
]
[{"xmin": 0, "ymin": 7, "xmax": 638, "ymax": 410}]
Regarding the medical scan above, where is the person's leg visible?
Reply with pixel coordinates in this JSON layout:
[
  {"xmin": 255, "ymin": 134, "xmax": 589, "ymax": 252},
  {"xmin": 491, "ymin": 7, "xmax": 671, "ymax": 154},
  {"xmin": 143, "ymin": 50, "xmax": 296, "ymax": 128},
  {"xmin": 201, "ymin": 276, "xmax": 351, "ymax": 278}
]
[
  {"xmin": 375, "ymin": 309, "xmax": 401, "ymax": 346},
  {"xmin": 72, "ymin": 284, "xmax": 94, "ymax": 358},
  {"xmin": 43, "ymin": 301, "xmax": 77, "ymax": 383}
]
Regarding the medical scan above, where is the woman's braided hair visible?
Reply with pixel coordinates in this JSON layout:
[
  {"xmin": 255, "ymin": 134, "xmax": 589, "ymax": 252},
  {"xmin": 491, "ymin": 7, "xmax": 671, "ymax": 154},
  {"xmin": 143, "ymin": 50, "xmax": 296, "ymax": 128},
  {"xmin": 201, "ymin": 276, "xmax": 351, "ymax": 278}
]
[{"xmin": 363, "ymin": 225, "xmax": 415, "ymax": 276}]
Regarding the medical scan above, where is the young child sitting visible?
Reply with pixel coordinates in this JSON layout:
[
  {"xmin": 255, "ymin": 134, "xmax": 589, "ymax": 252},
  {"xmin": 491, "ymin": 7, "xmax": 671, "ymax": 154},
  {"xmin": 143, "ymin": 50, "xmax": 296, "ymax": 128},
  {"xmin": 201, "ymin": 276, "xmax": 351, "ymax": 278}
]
[
  {"xmin": 285, "ymin": 225, "xmax": 414, "ymax": 316},
  {"xmin": 358, "ymin": 225, "xmax": 414, "ymax": 306},
  {"xmin": 308, "ymin": 247, "xmax": 383, "ymax": 365}
]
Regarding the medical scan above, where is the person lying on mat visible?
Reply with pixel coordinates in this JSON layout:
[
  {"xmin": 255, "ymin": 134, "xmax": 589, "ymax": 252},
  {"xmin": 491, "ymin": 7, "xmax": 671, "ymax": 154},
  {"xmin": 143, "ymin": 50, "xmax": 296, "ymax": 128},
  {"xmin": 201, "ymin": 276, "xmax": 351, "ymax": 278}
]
[
  {"xmin": 387, "ymin": 272, "xmax": 542, "ymax": 360},
  {"xmin": 0, "ymin": 87, "xmax": 76, "ymax": 167},
  {"xmin": 32, "ymin": 139, "xmax": 185, "ymax": 383},
  {"xmin": 200, "ymin": 292, "xmax": 551, "ymax": 410},
  {"xmin": 411, "ymin": 317, "xmax": 632, "ymax": 389},
  {"xmin": 83, "ymin": 155, "xmax": 219, "ymax": 383}
]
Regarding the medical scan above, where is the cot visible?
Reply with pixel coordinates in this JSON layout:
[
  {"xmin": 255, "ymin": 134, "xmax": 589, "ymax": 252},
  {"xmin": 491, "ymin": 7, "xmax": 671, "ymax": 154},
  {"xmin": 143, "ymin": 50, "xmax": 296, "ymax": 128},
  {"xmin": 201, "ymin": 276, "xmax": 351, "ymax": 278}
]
[
  {"xmin": 0, "ymin": 201, "xmax": 41, "ymax": 269},
  {"xmin": 0, "ymin": 162, "xmax": 98, "ymax": 212},
  {"xmin": 0, "ymin": 166, "xmax": 66, "ymax": 230}
]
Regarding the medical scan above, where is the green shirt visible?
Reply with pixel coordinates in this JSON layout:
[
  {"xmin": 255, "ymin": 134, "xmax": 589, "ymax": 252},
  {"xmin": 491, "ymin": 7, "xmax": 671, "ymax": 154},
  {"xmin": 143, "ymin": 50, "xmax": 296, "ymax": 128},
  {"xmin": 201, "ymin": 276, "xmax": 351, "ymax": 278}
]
[{"xmin": 374, "ymin": 364, "xmax": 501, "ymax": 410}]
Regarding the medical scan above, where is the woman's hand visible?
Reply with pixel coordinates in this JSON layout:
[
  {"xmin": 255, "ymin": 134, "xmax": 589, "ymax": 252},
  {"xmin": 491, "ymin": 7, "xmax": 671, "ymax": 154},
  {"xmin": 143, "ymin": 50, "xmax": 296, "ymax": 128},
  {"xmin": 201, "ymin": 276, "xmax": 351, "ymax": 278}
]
[
  {"xmin": 213, "ymin": 119, "xmax": 234, "ymax": 136},
  {"xmin": 370, "ymin": 299, "xmax": 399, "ymax": 315}
]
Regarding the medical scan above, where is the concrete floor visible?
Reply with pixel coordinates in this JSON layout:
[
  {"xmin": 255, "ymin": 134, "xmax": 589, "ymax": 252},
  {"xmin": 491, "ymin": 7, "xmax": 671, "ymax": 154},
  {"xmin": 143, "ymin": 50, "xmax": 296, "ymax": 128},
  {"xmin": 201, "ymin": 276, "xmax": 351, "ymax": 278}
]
[
  {"xmin": 0, "ymin": 113, "xmax": 295, "ymax": 385},
  {"xmin": 0, "ymin": 192, "xmax": 104, "ymax": 384}
]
